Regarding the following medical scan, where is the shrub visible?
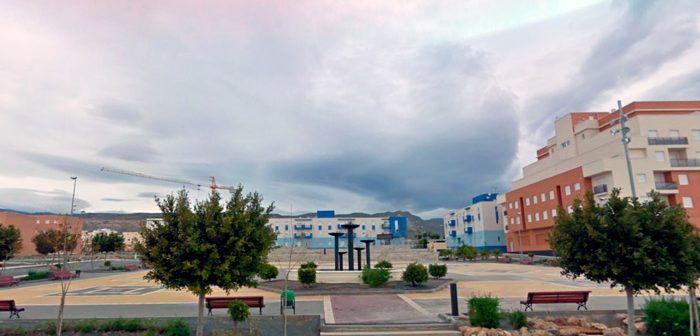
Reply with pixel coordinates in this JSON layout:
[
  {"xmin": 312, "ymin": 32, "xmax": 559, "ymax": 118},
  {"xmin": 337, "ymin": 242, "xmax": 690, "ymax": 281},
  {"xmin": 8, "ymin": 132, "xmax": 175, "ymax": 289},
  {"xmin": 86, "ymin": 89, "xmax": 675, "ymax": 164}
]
[
  {"xmin": 479, "ymin": 250, "xmax": 491, "ymax": 260},
  {"xmin": 98, "ymin": 318, "xmax": 145, "ymax": 332},
  {"xmin": 456, "ymin": 245, "xmax": 477, "ymax": 261},
  {"xmin": 644, "ymin": 298, "xmax": 689, "ymax": 336},
  {"xmin": 72, "ymin": 319, "xmax": 97, "ymax": 333},
  {"xmin": 402, "ymin": 263, "xmax": 428, "ymax": 287},
  {"xmin": 374, "ymin": 260, "xmax": 393, "ymax": 269},
  {"xmin": 104, "ymin": 260, "xmax": 112, "ymax": 268},
  {"xmin": 492, "ymin": 249, "xmax": 503, "ymax": 260},
  {"xmin": 468, "ymin": 296, "xmax": 500, "ymax": 328},
  {"xmin": 534, "ymin": 259, "xmax": 546, "ymax": 264},
  {"xmin": 527, "ymin": 252, "xmax": 534, "ymax": 258},
  {"xmin": 228, "ymin": 300, "xmax": 250, "ymax": 329},
  {"xmin": 22, "ymin": 271, "xmax": 52, "ymax": 281},
  {"xmin": 298, "ymin": 267, "xmax": 316, "ymax": 287},
  {"xmin": 439, "ymin": 249, "xmax": 454, "ymax": 259},
  {"xmin": 258, "ymin": 263, "xmax": 279, "ymax": 281},
  {"xmin": 509, "ymin": 310, "xmax": 527, "ymax": 329},
  {"xmin": 163, "ymin": 320, "xmax": 190, "ymax": 336},
  {"xmin": 300, "ymin": 261, "xmax": 317, "ymax": 269},
  {"xmin": 111, "ymin": 266, "xmax": 125, "ymax": 271},
  {"xmin": 428, "ymin": 264, "xmax": 447, "ymax": 279},
  {"xmin": 361, "ymin": 267, "xmax": 391, "ymax": 287}
]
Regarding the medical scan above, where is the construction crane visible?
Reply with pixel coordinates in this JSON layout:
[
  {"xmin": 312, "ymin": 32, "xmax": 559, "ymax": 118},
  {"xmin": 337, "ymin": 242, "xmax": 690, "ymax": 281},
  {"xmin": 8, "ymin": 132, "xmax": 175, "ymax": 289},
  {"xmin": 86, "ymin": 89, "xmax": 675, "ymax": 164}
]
[{"xmin": 100, "ymin": 167, "xmax": 237, "ymax": 193}]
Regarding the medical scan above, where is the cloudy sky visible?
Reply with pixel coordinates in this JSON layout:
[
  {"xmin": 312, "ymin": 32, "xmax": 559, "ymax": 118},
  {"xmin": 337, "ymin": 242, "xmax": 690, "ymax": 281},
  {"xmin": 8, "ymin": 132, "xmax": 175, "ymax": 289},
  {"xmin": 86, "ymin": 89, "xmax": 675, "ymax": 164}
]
[{"xmin": 1, "ymin": 1, "xmax": 699, "ymax": 218}]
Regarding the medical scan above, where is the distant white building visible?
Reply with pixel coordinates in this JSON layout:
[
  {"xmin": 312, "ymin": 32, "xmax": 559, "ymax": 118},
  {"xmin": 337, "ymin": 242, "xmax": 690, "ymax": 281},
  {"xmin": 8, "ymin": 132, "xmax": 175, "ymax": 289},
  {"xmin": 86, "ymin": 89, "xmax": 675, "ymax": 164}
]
[{"xmin": 443, "ymin": 193, "xmax": 506, "ymax": 251}]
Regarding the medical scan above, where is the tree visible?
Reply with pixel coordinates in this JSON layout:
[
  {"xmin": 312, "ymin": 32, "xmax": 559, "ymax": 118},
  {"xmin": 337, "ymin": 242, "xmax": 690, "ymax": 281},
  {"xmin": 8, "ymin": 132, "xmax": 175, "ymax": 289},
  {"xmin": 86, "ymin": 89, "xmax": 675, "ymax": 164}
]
[
  {"xmin": 32, "ymin": 230, "xmax": 57, "ymax": 258},
  {"xmin": 91, "ymin": 232, "xmax": 125, "ymax": 261},
  {"xmin": 136, "ymin": 188, "xmax": 275, "ymax": 336},
  {"xmin": 492, "ymin": 249, "xmax": 503, "ymax": 261},
  {"xmin": 550, "ymin": 190, "xmax": 700, "ymax": 336},
  {"xmin": 455, "ymin": 245, "xmax": 477, "ymax": 261},
  {"xmin": 0, "ymin": 224, "xmax": 22, "ymax": 274}
]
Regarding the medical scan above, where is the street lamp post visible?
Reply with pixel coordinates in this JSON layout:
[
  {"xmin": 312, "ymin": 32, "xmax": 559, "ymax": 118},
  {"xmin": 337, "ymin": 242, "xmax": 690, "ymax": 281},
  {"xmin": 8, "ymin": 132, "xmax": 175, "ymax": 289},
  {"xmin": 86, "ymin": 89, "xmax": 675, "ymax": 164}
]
[{"xmin": 611, "ymin": 100, "xmax": 637, "ymax": 198}]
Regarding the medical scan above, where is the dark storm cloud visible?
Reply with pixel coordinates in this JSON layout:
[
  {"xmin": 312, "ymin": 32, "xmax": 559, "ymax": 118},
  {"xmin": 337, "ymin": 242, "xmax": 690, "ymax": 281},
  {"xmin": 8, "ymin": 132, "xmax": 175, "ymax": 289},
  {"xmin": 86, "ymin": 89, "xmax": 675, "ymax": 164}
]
[
  {"xmin": 98, "ymin": 142, "xmax": 160, "ymax": 163},
  {"xmin": 526, "ymin": 0, "xmax": 700, "ymax": 137},
  {"xmin": 0, "ymin": 188, "xmax": 90, "ymax": 213}
]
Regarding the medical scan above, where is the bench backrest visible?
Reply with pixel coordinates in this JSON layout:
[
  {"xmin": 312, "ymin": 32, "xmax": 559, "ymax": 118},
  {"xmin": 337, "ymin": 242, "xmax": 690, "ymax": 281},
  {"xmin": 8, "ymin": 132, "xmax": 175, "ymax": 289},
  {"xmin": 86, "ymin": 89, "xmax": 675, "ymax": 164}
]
[
  {"xmin": 206, "ymin": 296, "xmax": 264, "ymax": 309},
  {"xmin": 0, "ymin": 276, "xmax": 17, "ymax": 282},
  {"xmin": 527, "ymin": 291, "xmax": 590, "ymax": 304},
  {"xmin": 0, "ymin": 300, "xmax": 16, "ymax": 311}
]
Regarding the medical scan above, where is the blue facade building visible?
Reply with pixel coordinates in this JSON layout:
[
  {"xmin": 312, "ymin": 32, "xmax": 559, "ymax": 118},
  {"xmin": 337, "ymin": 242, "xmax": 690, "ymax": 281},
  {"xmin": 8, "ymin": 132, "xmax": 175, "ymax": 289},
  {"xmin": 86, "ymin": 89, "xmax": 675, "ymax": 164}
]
[{"xmin": 444, "ymin": 193, "xmax": 506, "ymax": 252}]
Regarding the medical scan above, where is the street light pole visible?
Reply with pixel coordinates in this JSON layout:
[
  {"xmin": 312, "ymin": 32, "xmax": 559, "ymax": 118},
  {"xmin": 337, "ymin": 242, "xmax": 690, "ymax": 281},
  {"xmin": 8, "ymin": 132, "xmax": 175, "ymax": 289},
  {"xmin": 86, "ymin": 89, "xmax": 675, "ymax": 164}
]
[{"xmin": 616, "ymin": 100, "xmax": 637, "ymax": 198}]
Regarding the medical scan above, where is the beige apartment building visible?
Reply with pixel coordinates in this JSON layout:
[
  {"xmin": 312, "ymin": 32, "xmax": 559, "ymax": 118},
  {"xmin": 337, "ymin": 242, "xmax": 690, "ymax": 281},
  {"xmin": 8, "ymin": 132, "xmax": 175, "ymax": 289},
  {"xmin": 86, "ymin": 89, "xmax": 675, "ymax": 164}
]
[{"xmin": 506, "ymin": 101, "xmax": 700, "ymax": 254}]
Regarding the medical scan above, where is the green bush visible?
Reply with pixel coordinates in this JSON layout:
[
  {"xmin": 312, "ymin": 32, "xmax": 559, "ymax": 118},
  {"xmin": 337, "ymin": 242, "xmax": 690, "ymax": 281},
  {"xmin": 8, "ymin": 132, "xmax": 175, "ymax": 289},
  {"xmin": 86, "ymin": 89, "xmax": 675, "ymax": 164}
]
[
  {"xmin": 428, "ymin": 264, "xmax": 447, "ymax": 279},
  {"xmin": 258, "ymin": 263, "xmax": 279, "ymax": 281},
  {"xmin": 492, "ymin": 250, "xmax": 503, "ymax": 260},
  {"xmin": 298, "ymin": 267, "xmax": 316, "ymax": 287},
  {"xmin": 104, "ymin": 260, "xmax": 112, "ymax": 267},
  {"xmin": 72, "ymin": 319, "xmax": 98, "ymax": 333},
  {"xmin": 374, "ymin": 260, "xmax": 393, "ymax": 269},
  {"xmin": 468, "ymin": 296, "xmax": 500, "ymax": 328},
  {"xmin": 644, "ymin": 298, "xmax": 689, "ymax": 336},
  {"xmin": 228, "ymin": 300, "xmax": 250, "ymax": 328},
  {"xmin": 300, "ymin": 261, "xmax": 317, "ymax": 269},
  {"xmin": 479, "ymin": 249, "xmax": 491, "ymax": 260},
  {"xmin": 527, "ymin": 252, "xmax": 534, "ymax": 258},
  {"xmin": 439, "ymin": 249, "xmax": 454, "ymax": 259},
  {"xmin": 111, "ymin": 266, "xmax": 125, "ymax": 271},
  {"xmin": 509, "ymin": 310, "xmax": 527, "ymax": 329},
  {"xmin": 98, "ymin": 318, "xmax": 145, "ymax": 332},
  {"xmin": 456, "ymin": 245, "xmax": 477, "ymax": 261},
  {"xmin": 163, "ymin": 320, "xmax": 190, "ymax": 336},
  {"xmin": 22, "ymin": 271, "xmax": 52, "ymax": 281},
  {"xmin": 402, "ymin": 263, "xmax": 428, "ymax": 286},
  {"xmin": 361, "ymin": 267, "xmax": 391, "ymax": 287}
]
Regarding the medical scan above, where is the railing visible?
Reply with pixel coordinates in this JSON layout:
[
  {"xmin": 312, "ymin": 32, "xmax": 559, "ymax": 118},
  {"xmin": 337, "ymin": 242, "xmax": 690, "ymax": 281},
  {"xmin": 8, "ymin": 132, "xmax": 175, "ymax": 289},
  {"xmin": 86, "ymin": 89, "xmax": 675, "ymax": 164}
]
[
  {"xmin": 294, "ymin": 225, "xmax": 312, "ymax": 230},
  {"xmin": 381, "ymin": 223, "xmax": 390, "ymax": 229},
  {"xmin": 648, "ymin": 137, "xmax": 688, "ymax": 145},
  {"xmin": 463, "ymin": 215, "xmax": 473, "ymax": 223},
  {"xmin": 448, "ymin": 220, "xmax": 456, "ymax": 226},
  {"xmin": 655, "ymin": 181, "xmax": 678, "ymax": 190},
  {"xmin": 671, "ymin": 159, "xmax": 700, "ymax": 167},
  {"xmin": 449, "ymin": 231, "xmax": 457, "ymax": 237},
  {"xmin": 593, "ymin": 184, "xmax": 608, "ymax": 194}
]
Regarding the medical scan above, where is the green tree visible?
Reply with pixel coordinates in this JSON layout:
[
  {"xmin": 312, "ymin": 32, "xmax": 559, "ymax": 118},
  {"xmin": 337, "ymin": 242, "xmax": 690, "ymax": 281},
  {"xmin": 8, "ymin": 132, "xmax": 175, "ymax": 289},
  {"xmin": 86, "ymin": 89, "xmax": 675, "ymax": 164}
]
[
  {"xmin": 0, "ymin": 224, "xmax": 22, "ymax": 274},
  {"xmin": 455, "ymin": 245, "xmax": 477, "ymax": 261},
  {"xmin": 550, "ymin": 190, "xmax": 700, "ymax": 336},
  {"xmin": 136, "ymin": 188, "xmax": 275, "ymax": 336},
  {"xmin": 438, "ymin": 249, "xmax": 454, "ymax": 260},
  {"xmin": 492, "ymin": 249, "xmax": 503, "ymax": 261},
  {"xmin": 32, "ymin": 229, "xmax": 57, "ymax": 257},
  {"xmin": 91, "ymin": 232, "xmax": 125, "ymax": 261}
]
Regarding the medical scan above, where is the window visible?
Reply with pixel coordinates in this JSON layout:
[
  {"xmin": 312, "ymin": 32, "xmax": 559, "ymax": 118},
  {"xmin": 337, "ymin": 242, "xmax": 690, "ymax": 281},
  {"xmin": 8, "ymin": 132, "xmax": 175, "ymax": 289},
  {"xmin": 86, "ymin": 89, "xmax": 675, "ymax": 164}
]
[
  {"xmin": 45, "ymin": 220, "xmax": 50, "ymax": 224},
  {"xmin": 565, "ymin": 185, "xmax": 571, "ymax": 196},
  {"xmin": 318, "ymin": 225, "xmax": 322, "ymax": 230},
  {"xmin": 541, "ymin": 193, "xmax": 546, "ymax": 202},
  {"xmin": 636, "ymin": 173, "xmax": 647, "ymax": 183},
  {"xmin": 549, "ymin": 190, "xmax": 555, "ymax": 200},
  {"xmin": 574, "ymin": 183, "xmax": 581, "ymax": 191},
  {"xmin": 525, "ymin": 198, "xmax": 530, "ymax": 206},
  {"xmin": 510, "ymin": 218, "xmax": 514, "ymax": 224},
  {"xmin": 696, "ymin": 151, "xmax": 700, "ymax": 160},
  {"xmin": 372, "ymin": 225, "xmax": 376, "ymax": 231},
  {"xmin": 567, "ymin": 205, "xmax": 573, "ymax": 214},
  {"xmin": 362, "ymin": 225, "xmax": 366, "ymax": 230},
  {"xmin": 516, "ymin": 217, "xmax": 520, "ymax": 225},
  {"xmin": 527, "ymin": 214, "xmax": 532, "ymax": 223},
  {"xmin": 551, "ymin": 209, "xmax": 557, "ymax": 217},
  {"xmin": 535, "ymin": 213, "xmax": 540, "ymax": 221},
  {"xmin": 581, "ymin": 133, "xmax": 586, "ymax": 140},
  {"xmin": 669, "ymin": 129, "xmax": 680, "ymax": 138},
  {"xmin": 561, "ymin": 140, "xmax": 570, "ymax": 148},
  {"xmin": 679, "ymin": 174, "xmax": 689, "ymax": 185},
  {"xmin": 35, "ymin": 220, "xmax": 40, "ymax": 224},
  {"xmin": 515, "ymin": 202, "xmax": 519, "ymax": 209},
  {"xmin": 655, "ymin": 151, "xmax": 666, "ymax": 162},
  {"xmin": 508, "ymin": 203, "xmax": 512, "ymax": 209},
  {"xmin": 543, "ymin": 211, "xmax": 548, "ymax": 220},
  {"xmin": 285, "ymin": 225, "xmax": 288, "ymax": 231},
  {"xmin": 328, "ymin": 225, "xmax": 332, "ymax": 230},
  {"xmin": 683, "ymin": 197, "xmax": 694, "ymax": 208},
  {"xmin": 692, "ymin": 129, "xmax": 700, "ymax": 140},
  {"xmin": 648, "ymin": 129, "xmax": 658, "ymax": 138},
  {"xmin": 533, "ymin": 196, "xmax": 538, "ymax": 204},
  {"xmin": 275, "ymin": 226, "xmax": 279, "ymax": 231}
]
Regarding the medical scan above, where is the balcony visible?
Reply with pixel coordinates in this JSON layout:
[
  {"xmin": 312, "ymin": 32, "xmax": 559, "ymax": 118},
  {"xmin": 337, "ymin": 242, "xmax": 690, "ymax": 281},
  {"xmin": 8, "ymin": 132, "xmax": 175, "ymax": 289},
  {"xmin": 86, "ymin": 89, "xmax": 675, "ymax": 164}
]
[
  {"xmin": 593, "ymin": 184, "xmax": 608, "ymax": 194},
  {"xmin": 447, "ymin": 220, "xmax": 456, "ymax": 227},
  {"xmin": 463, "ymin": 215, "xmax": 473, "ymax": 223},
  {"xmin": 655, "ymin": 181, "xmax": 678, "ymax": 190},
  {"xmin": 294, "ymin": 225, "xmax": 312, "ymax": 230},
  {"xmin": 294, "ymin": 233, "xmax": 313, "ymax": 239},
  {"xmin": 465, "ymin": 227, "xmax": 473, "ymax": 235},
  {"xmin": 648, "ymin": 137, "xmax": 688, "ymax": 145},
  {"xmin": 449, "ymin": 231, "xmax": 457, "ymax": 237},
  {"xmin": 671, "ymin": 159, "xmax": 700, "ymax": 167}
]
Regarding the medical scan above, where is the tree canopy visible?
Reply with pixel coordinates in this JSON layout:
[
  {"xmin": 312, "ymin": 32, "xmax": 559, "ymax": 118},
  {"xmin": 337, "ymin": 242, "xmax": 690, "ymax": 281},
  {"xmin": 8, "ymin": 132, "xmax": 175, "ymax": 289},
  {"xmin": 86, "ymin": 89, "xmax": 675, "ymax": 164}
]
[
  {"xmin": 135, "ymin": 187, "xmax": 275, "ymax": 336},
  {"xmin": 0, "ymin": 223, "xmax": 22, "ymax": 264},
  {"xmin": 32, "ymin": 229, "xmax": 58, "ymax": 256},
  {"xmin": 550, "ymin": 189, "xmax": 700, "ymax": 335},
  {"xmin": 91, "ymin": 232, "xmax": 125, "ymax": 254}
]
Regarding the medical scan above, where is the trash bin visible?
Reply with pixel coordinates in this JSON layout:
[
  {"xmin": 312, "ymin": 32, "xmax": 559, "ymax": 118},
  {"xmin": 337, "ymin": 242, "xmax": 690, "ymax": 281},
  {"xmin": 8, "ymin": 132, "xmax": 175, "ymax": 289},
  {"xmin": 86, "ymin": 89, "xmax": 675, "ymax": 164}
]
[{"xmin": 280, "ymin": 290, "xmax": 295, "ymax": 314}]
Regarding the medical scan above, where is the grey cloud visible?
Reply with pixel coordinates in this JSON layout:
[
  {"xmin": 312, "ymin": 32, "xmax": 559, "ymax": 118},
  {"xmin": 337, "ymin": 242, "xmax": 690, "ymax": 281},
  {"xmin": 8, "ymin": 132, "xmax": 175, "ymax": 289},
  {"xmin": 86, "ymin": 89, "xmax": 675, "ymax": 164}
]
[
  {"xmin": 643, "ymin": 70, "xmax": 700, "ymax": 100},
  {"xmin": 136, "ymin": 192, "xmax": 160, "ymax": 198},
  {"xmin": 101, "ymin": 198, "xmax": 132, "ymax": 202},
  {"xmin": 0, "ymin": 188, "xmax": 90, "ymax": 213},
  {"xmin": 93, "ymin": 102, "xmax": 142, "ymax": 124},
  {"xmin": 526, "ymin": 1, "xmax": 700, "ymax": 137},
  {"xmin": 98, "ymin": 142, "xmax": 159, "ymax": 163}
]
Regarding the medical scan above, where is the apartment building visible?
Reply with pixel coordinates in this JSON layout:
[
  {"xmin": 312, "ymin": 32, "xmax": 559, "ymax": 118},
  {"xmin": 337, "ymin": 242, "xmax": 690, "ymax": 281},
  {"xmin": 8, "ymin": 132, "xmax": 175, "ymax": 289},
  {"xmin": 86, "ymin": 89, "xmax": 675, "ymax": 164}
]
[
  {"xmin": 0, "ymin": 212, "xmax": 84, "ymax": 256},
  {"xmin": 443, "ymin": 193, "xmax": 507, "ymax": 251},
  {"xmin": 505, "ymin": 101, "xmax": 700, "ymax": 254},
  {"xmin": 269, "ymin": 210, "xmax": 408, "ymax": 249}
]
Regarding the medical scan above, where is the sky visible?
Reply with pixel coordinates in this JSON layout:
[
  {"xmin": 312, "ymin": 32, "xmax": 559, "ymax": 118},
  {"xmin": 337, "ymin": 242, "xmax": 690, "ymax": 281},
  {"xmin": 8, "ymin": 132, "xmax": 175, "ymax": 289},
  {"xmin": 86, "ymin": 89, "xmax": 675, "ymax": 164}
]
[{"xmin": 1, "ymin": 1, "xmax": 700, "ymax": 218}]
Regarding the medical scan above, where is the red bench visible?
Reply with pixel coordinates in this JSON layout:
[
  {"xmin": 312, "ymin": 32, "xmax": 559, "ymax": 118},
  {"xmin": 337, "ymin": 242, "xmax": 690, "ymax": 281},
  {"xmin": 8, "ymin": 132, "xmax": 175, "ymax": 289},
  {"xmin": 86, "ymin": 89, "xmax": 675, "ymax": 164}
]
[
  {"xmin": 124, "ymin": 265, "xmax": 140, "ymax": 271},
  {"xmin": 205, "ymin": 296, "xmax": 265, "ymax": 317},
  {"xmin": 0, "ymin": 276, "xmax": 19, "ymax": 287},
  {"xmin": 52, "ymin": 271, "xmax": 78, "ymax": 280},
  {"xmin": 0, "ymin": 300, "xmax": 25, "ymax": 319},
  {"xmin": 520, "ymin": 291, "xmax": 591, "ymax": 311}
]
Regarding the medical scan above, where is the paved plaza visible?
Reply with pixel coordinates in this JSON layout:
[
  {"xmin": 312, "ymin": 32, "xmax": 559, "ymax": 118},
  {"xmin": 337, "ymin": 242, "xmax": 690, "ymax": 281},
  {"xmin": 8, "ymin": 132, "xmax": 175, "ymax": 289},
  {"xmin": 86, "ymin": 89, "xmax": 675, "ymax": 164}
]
[{"xmin": 0, "ymin": 261, "xmax": 675, "ymax": 322}]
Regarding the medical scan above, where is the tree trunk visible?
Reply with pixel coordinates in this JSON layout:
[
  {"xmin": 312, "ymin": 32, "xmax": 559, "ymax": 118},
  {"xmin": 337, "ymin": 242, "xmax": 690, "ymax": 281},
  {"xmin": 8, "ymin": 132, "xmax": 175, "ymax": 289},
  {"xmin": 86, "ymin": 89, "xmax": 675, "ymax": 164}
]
[
  {"xmin": 196, "ymin": 292, "xmax": 205, "ymax": 336},
  {"xmin": 625, "ymin": 286, "xmax": 635, "ymax": 336},
  {"xmin": 690, "ymin": 285, "xmax": 700, "ymax": 336}
]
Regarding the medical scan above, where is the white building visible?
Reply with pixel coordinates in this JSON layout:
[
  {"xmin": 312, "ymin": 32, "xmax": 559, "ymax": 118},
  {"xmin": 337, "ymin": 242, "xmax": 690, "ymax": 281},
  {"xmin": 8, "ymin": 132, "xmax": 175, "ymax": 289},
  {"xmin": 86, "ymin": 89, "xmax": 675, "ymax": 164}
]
[{"xmin": 443, "ymin": 193, "xmax": 506, "ymax": 251}]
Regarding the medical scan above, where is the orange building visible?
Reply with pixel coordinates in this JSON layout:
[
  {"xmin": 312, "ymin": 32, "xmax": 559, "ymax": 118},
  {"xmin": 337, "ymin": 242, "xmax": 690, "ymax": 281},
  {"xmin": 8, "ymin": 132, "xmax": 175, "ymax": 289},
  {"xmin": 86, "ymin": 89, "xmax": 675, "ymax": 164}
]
[
  {"xmin": 0, "ymin": 212, "xmax": 84, "ymax": 256},
  {"xmin": 505, "ymin": 101, "xmax": 700, "ymax": 254}
]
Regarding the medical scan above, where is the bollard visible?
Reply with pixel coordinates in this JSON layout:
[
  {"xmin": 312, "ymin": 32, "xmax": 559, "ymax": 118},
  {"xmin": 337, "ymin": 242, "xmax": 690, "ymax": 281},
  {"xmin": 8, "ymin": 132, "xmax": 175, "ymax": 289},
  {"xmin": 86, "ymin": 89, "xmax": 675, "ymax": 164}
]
[{"xmin": 450, "ymin": 282, "xmax": 459, "ymax": 316}]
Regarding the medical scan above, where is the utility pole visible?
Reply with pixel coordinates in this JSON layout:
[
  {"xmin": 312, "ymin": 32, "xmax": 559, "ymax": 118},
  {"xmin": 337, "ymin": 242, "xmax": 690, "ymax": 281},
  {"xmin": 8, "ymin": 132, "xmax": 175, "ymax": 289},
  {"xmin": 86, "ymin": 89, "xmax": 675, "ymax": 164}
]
[
  {"xmin": 612, "ymin": 100, "xmax": 637, "ymax": 198},
  {"xmin": 57, "ymin": 176, "xmax": 77, "ymax": 336}
]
